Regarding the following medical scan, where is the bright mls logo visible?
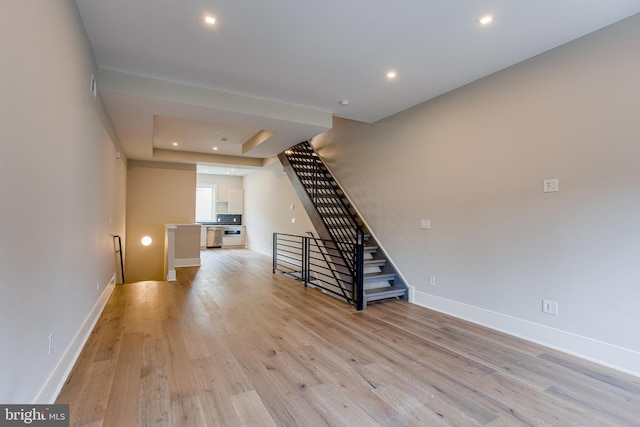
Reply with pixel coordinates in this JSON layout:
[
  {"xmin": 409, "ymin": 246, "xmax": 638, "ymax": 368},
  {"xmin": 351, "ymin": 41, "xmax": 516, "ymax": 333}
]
[{"xmin": 0, "ymin": 405, "xmax": 69, "ymax": 426}]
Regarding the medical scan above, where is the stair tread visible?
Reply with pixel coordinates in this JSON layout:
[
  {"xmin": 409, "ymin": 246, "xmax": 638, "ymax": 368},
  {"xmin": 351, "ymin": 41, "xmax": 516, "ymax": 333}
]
[
  {"xmin": 313, "ymin": 194, "xmax": 344, "ymax": 199},
  {"xmin": 301, "ymin": 184, "xmax": 337, "ymax": 190},
  {"xmin": 327, "ymin": 224, "xmax": 359, "ymax": 229},
  {"xmin": 298, "ymin": 173, "xmax": 327, "ymax": 178},
  {"xmin": 363, "ymin": 272, "xmax": 395, "ymax": 281},
  {"xmin": 335, "ymin": 234, "xmax": 370, "ymax": 243},
  {"xmin": 290, "ymin": 163, "xmax": 322, "ymax": 168},
  {"xmin": 364, "ymin": 259, "xmax": 387, "ymax": 266},
  {"xmin": 363, "ymin": 286, "xmax": 407, "ymax": 304},
  {"xmin": 364, "ymin": 286, "xmax": 405, "ymax": 295},
  {"xmin": 303, "ymin": 181, "xmax": 334, "ymax": 184}
]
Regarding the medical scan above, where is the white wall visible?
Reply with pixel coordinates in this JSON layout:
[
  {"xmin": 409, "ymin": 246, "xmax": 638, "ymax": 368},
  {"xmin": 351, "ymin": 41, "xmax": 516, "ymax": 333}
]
[
  {"xmin": 0, "ymin": 0, "xmax": 127, "ymax": 402},
  {"xmin": 312, "ymin": 14, "xmax": 640, "ymax": 375},
  {"xmin": 244, "ymin": 165, "xmax": 315, "ymax": 256}
]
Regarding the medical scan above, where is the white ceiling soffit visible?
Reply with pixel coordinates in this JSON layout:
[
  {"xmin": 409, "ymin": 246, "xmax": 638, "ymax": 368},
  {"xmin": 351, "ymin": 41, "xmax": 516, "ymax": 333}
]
[
  {"xmin": 98, "ymin": 70, "xmax": 332, "ymax": 164},
  {"xmin": 77, "ymin": 1, "xmax": 640, "ymax": 168},
  {"xmin": 196, "ymin": 165, "xmax": 258, "ymax": 176}
]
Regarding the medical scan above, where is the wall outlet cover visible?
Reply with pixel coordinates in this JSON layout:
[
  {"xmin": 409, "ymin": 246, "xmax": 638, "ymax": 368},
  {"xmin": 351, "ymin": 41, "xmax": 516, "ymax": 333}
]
[{"xmin": 542, "ymin": 299, "xmax": 559, "ymax": 315}]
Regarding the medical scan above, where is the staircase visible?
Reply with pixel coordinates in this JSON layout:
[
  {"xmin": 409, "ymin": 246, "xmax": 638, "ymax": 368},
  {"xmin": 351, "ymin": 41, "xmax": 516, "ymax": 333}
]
[{"xmin": 278, "ymin": 141, "xmax": 407, "ymax": 309}]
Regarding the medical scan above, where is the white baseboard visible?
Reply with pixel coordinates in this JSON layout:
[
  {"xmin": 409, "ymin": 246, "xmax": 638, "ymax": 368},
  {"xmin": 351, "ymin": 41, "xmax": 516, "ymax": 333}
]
[
  {"xmin": 413, "ymin": 290, "xmax": 640, "ymax": 378},
  {"xmin": 35, "ymin": 273, "xmax": 117, "ymax": 403},
  {"xmin": 248, "ymin": 243, "xmax": 272, "ymax": 257},
  {"xmin": 175, "ymin": 257, "xmax": 201, "ymax": 267}
]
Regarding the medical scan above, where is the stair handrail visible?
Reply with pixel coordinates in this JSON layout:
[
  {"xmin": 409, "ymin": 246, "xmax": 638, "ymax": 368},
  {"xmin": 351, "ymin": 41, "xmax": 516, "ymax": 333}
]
[{"xmin": 113, "ymin": 235, "xmax": 125, "ymax": 283}]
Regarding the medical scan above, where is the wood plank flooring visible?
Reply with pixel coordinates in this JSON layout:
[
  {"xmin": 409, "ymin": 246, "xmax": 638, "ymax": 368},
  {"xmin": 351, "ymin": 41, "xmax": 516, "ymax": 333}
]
[{"xmin": 57, "ymin": 248, "xmax": 640, "ymax": 426}]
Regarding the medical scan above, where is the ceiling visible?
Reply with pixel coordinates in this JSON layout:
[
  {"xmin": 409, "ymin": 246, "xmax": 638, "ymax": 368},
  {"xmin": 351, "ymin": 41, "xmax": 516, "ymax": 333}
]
[{"xmin": 75, "ymin": 0, "xmax": 640, "ymax": 174}]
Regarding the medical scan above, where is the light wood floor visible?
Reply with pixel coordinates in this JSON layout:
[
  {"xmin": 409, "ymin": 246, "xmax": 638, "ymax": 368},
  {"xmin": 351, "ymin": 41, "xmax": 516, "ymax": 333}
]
[{"xmin": 57, "ymin": 248, "xmax": 640, "ymax": 426}]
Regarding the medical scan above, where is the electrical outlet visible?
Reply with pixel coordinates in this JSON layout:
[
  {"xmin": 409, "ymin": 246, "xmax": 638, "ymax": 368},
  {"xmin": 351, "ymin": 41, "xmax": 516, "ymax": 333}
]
[
  {"xmin": 96, "ymin": 279, "xmax": 100, "ymax": 290},
  {"xmin": 291, "ymin": 217, "xmax": 296, "ymax": 224},
  {"xmin": 542, "ymin": 299, "xmax": 559, "ymax": 315},
  {"xmin": 429, "ymin": 276, "xmax": 436, "ymax": 287},
  {"xmin": 420, "ymin": 219, "xmax": 431, "ymax": 229},
  {"xmin": 48, "ymin": 333, "xmax": 54, "ymax": 355}
]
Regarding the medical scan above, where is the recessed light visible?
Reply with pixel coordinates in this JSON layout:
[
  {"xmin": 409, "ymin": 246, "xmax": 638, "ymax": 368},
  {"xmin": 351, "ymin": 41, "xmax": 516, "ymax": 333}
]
[
  {"xmin": 478, "ymin": 15, "xmax": 493, "ymax": 25},
  {"xmin": 172, "ymin": 142, "xmax": 179, "ymax": 146},
  {"xmin": 213, "ymin": 147, "xmax": 218, "ymax": 151},
  {"xmin": 204, "ymin": 16, "xmax": 216, "ymax": 25},
  {"xmin": 386, "ymin": 71, "xmax": 397, "ymax": 79},
  {"xmin": 338, "ymin": 99, "xmax": 350, "ymax": 106}
]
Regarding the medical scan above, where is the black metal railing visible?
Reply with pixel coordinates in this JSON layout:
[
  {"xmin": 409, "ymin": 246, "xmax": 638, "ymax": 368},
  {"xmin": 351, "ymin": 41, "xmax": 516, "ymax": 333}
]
[
  {"xmin": 283, "ymin": 142, "xmax": 365, "ymax": 270},
  {"xmin": 273, "ymin": 233, "xmax": 365, "ymax": 310},
  {"xmin": 113, "ymin": 235, "xmax": 125, "ymax": 283}
]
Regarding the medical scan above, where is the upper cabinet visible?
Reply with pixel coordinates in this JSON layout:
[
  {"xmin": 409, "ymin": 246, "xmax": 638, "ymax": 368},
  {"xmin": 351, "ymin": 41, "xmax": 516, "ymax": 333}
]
[
  {"xmin": 228, "ymin": 189, "xmax": 244, "ymax": 214},
  {"xmin": 197, "ymin": 173, "xmax": 243, "ymax": 214}
]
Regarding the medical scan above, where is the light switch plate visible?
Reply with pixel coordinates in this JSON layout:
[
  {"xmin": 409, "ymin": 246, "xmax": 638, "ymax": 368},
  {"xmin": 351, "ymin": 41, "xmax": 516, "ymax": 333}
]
[
  {"xmin": 420, "ymin": 219, "xmax": 431, "ymax": 229},
  {"xmin": 544, "ymin": 179, "xmax": 559, "ymax": 193}
]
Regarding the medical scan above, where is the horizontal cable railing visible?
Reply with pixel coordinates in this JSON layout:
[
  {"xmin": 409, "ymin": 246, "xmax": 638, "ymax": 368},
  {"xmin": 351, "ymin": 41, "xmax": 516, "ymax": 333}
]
[{"xmin": 273, "ymin": 233, "xmax": 365, "ymax": 309}]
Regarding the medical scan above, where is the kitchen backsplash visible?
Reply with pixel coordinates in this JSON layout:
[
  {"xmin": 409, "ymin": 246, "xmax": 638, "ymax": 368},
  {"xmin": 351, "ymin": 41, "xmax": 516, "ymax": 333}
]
[{"xmin": 215, "ymin": 214, "xmax": 242, "ymax": 225}]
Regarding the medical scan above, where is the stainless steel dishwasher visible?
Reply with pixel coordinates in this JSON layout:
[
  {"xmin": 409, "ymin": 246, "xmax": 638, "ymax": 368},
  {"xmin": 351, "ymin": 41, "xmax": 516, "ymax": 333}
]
[{"xmin": 206, "ymin": 226, "xmax": 223, "ymax": 248}]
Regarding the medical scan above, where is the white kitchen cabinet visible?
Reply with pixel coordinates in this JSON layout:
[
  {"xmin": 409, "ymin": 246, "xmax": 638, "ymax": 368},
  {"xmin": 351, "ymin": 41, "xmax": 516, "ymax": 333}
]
[
  {"xmin": 222, "ymin": 236, "xmax": 243, "ymax": 247},
  {"xmin": 228, "ymin": 189, "xmax": 244, "ymax": 214}
]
